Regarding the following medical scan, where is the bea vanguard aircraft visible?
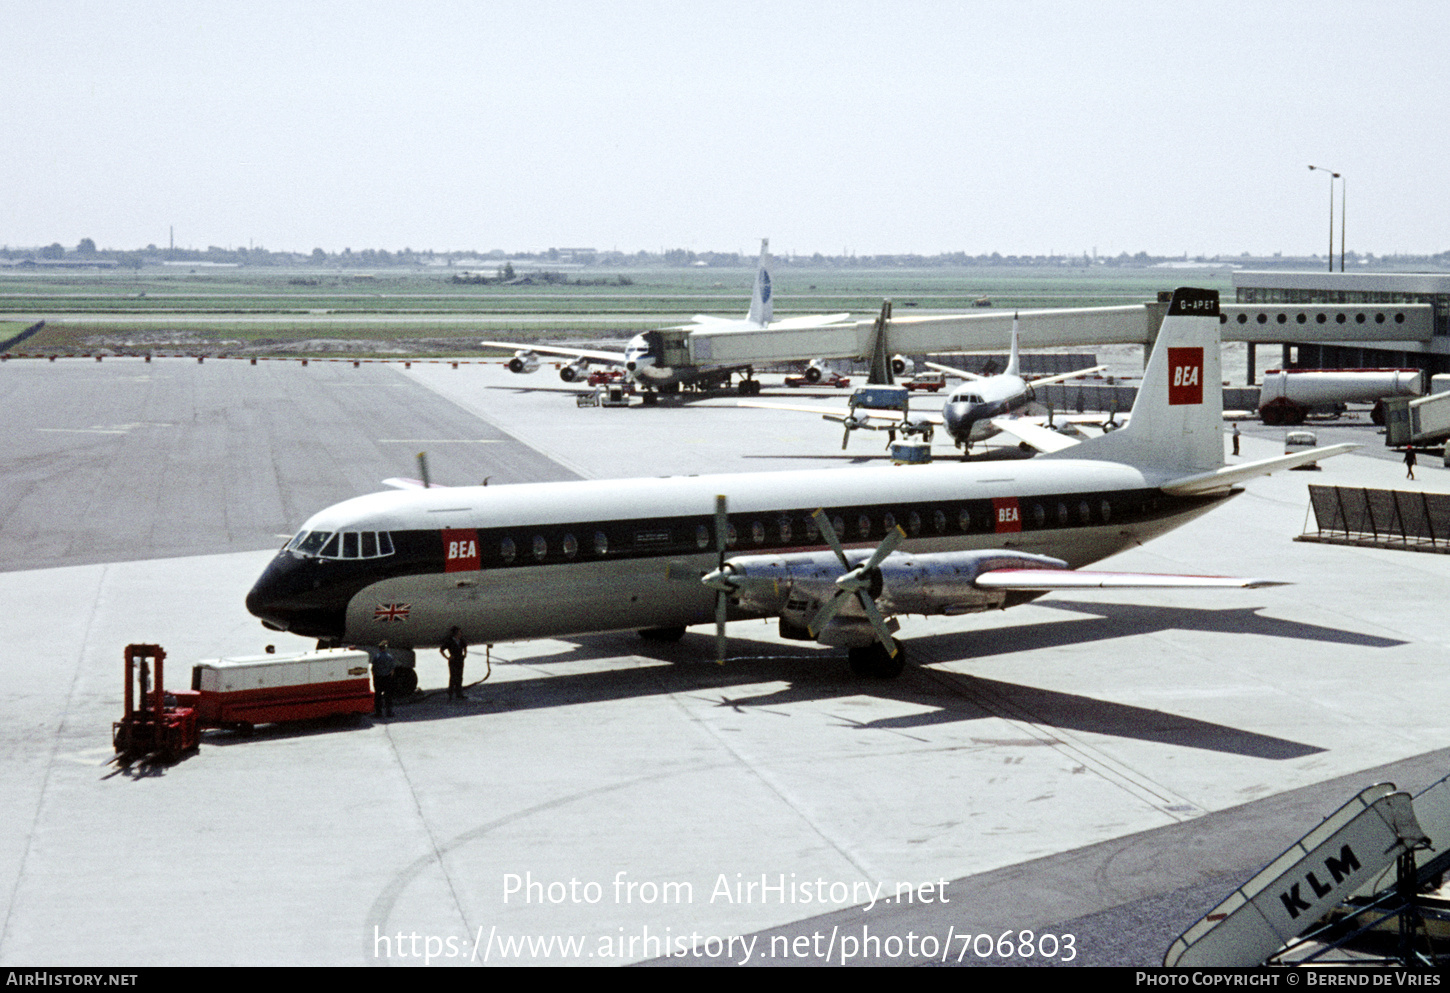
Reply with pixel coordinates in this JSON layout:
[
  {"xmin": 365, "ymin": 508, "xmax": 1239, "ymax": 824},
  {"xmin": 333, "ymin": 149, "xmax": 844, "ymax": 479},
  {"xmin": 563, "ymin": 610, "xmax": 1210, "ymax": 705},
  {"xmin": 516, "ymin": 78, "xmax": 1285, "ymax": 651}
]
[
  {"xmin": 480, "ymin": 239, "xmax": 852, "ymax": 397},
  {"xmin": 742, "ymin": 314, "xmax": 1110, "ymax": 455},
  {"xmin": 247, "ymin": 288, "xmax": 1354, "ymax": 678}
]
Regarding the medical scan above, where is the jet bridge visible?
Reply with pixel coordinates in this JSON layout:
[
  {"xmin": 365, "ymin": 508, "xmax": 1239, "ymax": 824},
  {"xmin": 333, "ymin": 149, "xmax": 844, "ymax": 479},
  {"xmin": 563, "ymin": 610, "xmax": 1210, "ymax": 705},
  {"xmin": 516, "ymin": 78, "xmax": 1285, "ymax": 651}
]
[{"xmin": 686, "ymin": 301, "xmax": 1432, "ymax": 371}]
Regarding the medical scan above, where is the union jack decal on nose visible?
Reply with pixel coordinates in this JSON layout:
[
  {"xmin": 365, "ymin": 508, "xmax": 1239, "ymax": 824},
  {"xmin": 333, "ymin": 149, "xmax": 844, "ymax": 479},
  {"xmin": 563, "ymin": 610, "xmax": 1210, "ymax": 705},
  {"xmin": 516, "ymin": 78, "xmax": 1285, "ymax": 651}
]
[{"xmin": 374, "ymin": 602, "xmax": 411, "ymax": 623}]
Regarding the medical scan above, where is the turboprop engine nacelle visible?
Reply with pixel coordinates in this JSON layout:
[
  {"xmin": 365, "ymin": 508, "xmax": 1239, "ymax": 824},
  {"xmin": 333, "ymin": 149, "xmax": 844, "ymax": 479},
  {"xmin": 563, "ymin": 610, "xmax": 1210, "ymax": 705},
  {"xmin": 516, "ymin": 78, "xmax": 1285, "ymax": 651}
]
[
  {"xmin": 507, "ymin": 350, "xmax": 540, "ymax": 374},
  {"xmin": 713, "ymin": 547, "xmax": 1069, "ymax": 647}
]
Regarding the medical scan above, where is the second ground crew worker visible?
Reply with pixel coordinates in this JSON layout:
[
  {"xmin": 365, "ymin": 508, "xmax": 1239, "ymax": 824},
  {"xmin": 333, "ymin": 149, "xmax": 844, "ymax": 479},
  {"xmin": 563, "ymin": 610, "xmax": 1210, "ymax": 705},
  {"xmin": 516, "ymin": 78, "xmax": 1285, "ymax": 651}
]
[{"xmin": 441, "ymin": 627, "xmax": 468, "ymax": 701}]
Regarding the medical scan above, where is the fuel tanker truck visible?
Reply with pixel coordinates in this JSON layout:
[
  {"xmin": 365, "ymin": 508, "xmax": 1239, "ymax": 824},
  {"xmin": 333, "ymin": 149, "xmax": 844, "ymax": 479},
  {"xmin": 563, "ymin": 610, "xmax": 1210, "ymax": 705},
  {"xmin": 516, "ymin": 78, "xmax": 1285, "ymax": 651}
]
[{"xmin": 1257, "ymin": 368, "xmax": 1422, "ymax": 425}]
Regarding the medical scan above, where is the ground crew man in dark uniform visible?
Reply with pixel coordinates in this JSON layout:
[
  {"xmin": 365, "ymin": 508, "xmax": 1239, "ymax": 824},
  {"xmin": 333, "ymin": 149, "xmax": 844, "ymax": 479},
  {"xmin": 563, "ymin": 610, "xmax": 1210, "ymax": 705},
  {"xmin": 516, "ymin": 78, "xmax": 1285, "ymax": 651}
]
[
  {"xmin": 441, "ymin": 627, "xmax": 468, "ymax": 701},
  {"xmin": 1406, "ymin": 446, "xmax": 1418, "ymax": 480},
  {"xmin": 372, "ymin": 641, "xmax": 397, "ymax": 718}
]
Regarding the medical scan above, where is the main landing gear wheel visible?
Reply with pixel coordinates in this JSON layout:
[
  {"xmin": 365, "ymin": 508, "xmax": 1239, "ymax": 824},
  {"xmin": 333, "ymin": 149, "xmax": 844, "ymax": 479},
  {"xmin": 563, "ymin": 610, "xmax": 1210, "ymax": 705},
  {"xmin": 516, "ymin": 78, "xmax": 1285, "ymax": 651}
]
[
  {"xmin": 391, "ymin": 666, "xmax": 419, "ymax": 696},
  {"xmin": 848, "ymin": 639, "xmax": 906, "ymax": 679}
]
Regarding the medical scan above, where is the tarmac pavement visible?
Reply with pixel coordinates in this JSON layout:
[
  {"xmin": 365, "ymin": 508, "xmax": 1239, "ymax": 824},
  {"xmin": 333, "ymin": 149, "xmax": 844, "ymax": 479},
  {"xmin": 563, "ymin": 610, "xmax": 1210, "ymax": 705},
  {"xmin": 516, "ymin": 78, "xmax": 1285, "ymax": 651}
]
[{"xmin": 1, "ymin": 356, "xmax": 1447, "ymax": 967}]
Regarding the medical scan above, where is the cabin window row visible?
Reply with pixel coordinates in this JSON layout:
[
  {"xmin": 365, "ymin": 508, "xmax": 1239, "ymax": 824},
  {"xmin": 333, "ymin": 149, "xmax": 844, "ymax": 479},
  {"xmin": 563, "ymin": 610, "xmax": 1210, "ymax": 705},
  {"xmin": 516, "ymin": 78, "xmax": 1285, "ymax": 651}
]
[{"xmin": 481, "ymin": 499, "xmax": 1123, "ymax": 566}]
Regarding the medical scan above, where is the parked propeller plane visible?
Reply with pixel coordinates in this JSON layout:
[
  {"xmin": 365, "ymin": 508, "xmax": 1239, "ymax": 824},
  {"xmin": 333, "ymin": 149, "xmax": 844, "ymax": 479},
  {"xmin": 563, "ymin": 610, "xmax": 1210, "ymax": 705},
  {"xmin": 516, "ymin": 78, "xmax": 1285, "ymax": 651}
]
[
  {"xmin": 247, "ymin": 288, "xmax": 1354, "ymax": 679},
  {"xmin": 742, "ymin": 314, "xmax": 1109, "ymax": 455}
]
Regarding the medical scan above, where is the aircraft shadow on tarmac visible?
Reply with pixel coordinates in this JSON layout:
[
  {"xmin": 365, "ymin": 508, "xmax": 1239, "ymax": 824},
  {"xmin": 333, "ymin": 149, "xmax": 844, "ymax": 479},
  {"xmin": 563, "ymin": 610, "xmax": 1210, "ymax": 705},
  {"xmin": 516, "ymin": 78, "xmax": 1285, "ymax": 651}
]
[
  {"xmin": 281, "ymin": 622, "xmax": 1327, "ymax": 760},
  {"xmin": 188, "ymin": 602, "xmax": 1388, "ymax": 754},
  {"xmin": 1021, "ymin": 599, "xmax": 1406, "ymax": 651}
]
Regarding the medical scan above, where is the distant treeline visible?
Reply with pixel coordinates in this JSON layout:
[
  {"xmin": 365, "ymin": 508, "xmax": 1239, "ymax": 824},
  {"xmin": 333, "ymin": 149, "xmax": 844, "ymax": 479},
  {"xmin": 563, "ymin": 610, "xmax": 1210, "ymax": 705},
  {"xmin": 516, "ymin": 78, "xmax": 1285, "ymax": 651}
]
[{"xmin": 4, "ymin": 240, "xmax": 1449, "ymax": 270}]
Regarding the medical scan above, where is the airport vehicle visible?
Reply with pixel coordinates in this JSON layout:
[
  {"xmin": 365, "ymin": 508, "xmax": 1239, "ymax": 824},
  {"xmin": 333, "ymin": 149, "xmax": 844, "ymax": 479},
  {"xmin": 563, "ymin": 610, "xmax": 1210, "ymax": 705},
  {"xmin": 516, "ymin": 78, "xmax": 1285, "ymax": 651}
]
[
  {"xmin": 247, "ymin": 288, "xmax": 1354, "ymax": 679},
  {"xmin": 1257, "ymin": 368, "xmax": 1422, "ymax": 425},
  {"xmin": 1382, "ymin": 391, "xmax": 1450, "ymax": 449},
  {"xmin": 183, "ymin": 649, "xmax": 377, "ymax": 729},
  {"xmin": 1283, "ymin": 431, "xmax": 1321, "ymax": 470},
  {"xmin": 482, "ymin": 239, "xmax": 853, "ymax": 398},
  {"xmin": 785, "ymin": 371, "xmax": 851, "ymax": 389},
  {"xmin": 904, "ymin": 372, "xmax": 947, "ymax": 392},
  {"xmin": 742, "ymin": 315, "xmax": 1107, "ymax": 453}
]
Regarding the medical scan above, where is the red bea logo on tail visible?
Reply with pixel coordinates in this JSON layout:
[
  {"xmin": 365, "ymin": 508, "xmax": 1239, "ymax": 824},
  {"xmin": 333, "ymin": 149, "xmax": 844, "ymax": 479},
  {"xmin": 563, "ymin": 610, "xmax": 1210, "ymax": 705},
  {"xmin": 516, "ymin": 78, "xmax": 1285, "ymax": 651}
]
[{"xmin": 1168, "ymin": 347, "xmax": 1204, "ymax": 406}]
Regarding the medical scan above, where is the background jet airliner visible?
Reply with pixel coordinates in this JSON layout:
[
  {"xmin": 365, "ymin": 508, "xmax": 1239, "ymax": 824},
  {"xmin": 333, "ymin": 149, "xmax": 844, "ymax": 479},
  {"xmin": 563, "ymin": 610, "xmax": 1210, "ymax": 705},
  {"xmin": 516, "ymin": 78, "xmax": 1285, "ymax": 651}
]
[
  {"xmin": 481, "ymin": 238, "xmax": 854, "ymax": 398},
  {"xmin": 248, "ymin": 287, "xmax": 1355, "ymax": 682},
  {"xmin": 741, "ymin": 314, "xmax": 1108, "ymax": 454}
]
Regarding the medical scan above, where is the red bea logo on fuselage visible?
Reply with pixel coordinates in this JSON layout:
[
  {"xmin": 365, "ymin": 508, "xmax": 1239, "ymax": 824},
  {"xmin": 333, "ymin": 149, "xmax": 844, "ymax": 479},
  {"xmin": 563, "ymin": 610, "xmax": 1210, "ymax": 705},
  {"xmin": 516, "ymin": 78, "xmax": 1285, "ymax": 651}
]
[
  {"xmin": 992, "ymin": 497, "xmax": 1022, "ymax": 533},
  {"xmin": 1168, "ymin": 347, "xmax": 1204, "ymax": 406},
  {"xmin": 442, "ymin": 528, "xmax": 480, "ymax": 572}
]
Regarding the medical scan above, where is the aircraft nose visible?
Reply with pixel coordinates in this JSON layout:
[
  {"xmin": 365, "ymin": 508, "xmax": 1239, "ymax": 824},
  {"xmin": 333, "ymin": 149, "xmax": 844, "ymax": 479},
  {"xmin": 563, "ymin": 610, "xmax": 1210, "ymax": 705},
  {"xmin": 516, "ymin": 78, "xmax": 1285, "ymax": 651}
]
[
  {"xmin": 943, "ymin": 401, "xmax": 977, "ymax": 434},
  {"xmin": 245, "ymin": 555, "xmax": 301, "ymax": 630},
  {"xmin": 245, "ymin": 552, "xmax": 350, "ymax": 639}
]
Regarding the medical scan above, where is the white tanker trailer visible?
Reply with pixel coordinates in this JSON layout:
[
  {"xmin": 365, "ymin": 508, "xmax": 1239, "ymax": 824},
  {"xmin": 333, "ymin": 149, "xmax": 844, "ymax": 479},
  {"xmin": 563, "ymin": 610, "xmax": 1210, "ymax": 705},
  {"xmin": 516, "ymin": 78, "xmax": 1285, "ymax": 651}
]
[{"xmin": 1258, "ymin": 368, "xmax": 1422, "ymax": 425}]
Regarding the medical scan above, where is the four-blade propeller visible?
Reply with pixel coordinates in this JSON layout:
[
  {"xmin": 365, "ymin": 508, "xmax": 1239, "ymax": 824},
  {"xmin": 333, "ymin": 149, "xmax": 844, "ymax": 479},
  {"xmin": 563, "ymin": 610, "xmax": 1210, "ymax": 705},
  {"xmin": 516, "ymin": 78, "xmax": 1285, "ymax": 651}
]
[
  {"xmin": 807, "ymin": 509, "xmax": 904, "ymax": 657},
  {"xmin": 688, "ymin": 498, "xmax": 906, "ymax": 662}
]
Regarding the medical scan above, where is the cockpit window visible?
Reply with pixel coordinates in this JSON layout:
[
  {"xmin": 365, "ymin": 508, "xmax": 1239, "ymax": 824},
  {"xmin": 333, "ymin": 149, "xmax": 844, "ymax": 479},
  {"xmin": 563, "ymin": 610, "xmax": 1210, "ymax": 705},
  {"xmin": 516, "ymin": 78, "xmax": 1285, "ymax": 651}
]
[
  {"xmin": 296, "ymin": 531, "xmax": 332, "ymax": 555},
  {"xmin": 289, "ymin": 529, "xmax": 395, "ymax": 560}
]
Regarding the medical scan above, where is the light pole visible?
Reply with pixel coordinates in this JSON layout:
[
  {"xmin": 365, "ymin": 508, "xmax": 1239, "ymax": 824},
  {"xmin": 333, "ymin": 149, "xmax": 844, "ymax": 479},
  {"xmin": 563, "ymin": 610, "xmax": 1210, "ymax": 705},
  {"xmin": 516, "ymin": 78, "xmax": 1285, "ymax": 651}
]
[
  {"xmin": 1308, "ymin": 165, "xmax": 1341, "ymax": 272},
  {"xmin": 1339, "ymin": 175, "xmax": 1346, "ymax": 271}
]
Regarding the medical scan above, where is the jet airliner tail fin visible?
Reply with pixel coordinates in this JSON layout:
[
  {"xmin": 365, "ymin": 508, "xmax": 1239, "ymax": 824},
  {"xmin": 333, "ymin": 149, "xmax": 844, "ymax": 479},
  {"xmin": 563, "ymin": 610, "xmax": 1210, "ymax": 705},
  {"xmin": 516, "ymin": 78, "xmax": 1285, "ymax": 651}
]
[
  {"xmin": 1043, "ymin": 287, "xmax": 1223, "ymax": 476},
  {"xmin": 747, "ymin": 238, "xmax": 773, "ymax": 326},
  {"xmin": 1004, "ymin": 313, "xmax": 1021, "ymax": 378}
]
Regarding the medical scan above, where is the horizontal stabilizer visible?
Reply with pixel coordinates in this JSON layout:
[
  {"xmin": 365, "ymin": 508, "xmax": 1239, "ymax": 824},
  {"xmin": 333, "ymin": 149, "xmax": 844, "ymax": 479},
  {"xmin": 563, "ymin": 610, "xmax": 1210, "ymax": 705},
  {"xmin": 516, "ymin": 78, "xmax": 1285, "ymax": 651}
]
[
  {"xmin": 1160, "ymin": 444, "xmax": 1360, "ymax": 496},
  {"xmin": 974, "ymin": 569, "xmax": 1287, "ymax": 590},
  {"xmin": 923, "ymin": 361, "xmax": 985, "ymax": 381},
  {"xmin": 1027, "ymin": 364, "xmax": 1108, "ymax": 387}
]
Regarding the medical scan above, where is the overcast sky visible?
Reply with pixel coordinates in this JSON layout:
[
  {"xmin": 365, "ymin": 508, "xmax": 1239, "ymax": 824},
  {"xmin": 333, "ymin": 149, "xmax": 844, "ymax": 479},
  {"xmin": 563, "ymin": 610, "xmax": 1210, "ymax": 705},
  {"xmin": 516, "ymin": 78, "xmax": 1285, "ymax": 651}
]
[{"xmin": 6, "ymin": 1, "xmax": 1446, "ymax": 258}]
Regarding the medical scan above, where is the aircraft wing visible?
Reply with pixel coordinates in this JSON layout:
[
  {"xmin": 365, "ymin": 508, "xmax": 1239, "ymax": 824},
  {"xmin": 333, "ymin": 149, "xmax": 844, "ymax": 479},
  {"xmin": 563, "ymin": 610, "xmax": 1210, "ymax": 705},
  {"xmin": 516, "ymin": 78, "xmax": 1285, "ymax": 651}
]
[
  {"xmin": 974, "ymin": 570, "xmax": 1286, "ymax": 590},
  {"xmin": 922, "ymin": 362, "xmax": 1108, "ymax": 386},
  {"xmin": 738, "ymin": 400, "xmax": 942, "ymax": 427},
  {"xmin": 479, "ymin": 340, "xmax": 626, "ymax": 365},
  {"xmin": 985, "ymin": 418, "xmax": 1083, "ymax": 453}
]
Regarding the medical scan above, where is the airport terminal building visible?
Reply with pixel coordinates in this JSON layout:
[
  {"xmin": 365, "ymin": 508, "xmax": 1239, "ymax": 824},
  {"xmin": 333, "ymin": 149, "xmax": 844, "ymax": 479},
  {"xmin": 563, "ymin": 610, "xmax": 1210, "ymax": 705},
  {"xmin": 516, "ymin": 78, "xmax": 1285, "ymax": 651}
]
[{"xmin": 1231, "ymin": 271, "xmax": 1450, "ymax": 377}]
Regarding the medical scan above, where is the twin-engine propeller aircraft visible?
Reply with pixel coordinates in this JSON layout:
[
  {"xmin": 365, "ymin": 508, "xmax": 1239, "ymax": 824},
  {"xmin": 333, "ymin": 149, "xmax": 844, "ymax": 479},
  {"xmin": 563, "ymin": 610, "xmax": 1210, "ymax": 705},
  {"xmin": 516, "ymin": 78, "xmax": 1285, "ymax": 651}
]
[
  {"xmin": 481, "ymin": 238, "xmax": 853, "ymax": 398},
  {"xmin": 247, "ymin": 288, "xmax": 1355, "ymax": 678},
  {"xmin": 741, "ymin": 314, "xmax": 1110, "ymax": 455}
]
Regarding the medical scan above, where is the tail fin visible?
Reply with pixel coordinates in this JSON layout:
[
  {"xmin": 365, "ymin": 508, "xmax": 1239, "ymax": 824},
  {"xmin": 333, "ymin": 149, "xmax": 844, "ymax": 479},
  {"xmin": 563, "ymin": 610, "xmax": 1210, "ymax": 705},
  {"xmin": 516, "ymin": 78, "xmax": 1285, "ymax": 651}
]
[
  {"xmin": 747, "ymin": 238, "xmax": 773, "ymax": 326},
  {"xmin": 1044, "ymin": 287, "xmax": 1223, "ymax": 475},
  {"xmin": 1004, "ymin": 313, "xmax": 1021, "ymax": 377}
]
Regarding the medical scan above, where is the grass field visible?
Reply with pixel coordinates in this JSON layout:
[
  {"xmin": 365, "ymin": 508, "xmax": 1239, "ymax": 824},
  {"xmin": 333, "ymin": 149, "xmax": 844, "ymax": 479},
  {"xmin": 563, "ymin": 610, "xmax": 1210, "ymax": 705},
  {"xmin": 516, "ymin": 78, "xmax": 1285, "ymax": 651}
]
[{"xmin": 0, "ymin": 265, "xmax": 1235, "ymax": 357}]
